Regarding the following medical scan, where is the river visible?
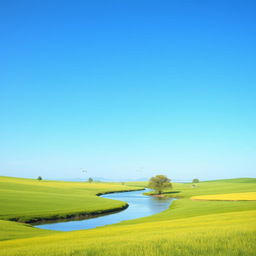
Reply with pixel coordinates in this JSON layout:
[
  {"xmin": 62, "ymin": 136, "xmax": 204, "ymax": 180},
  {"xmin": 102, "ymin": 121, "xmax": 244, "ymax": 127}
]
[{"xmin": 35, "ymin": 189, "xmax": 174, "ymax": 231}]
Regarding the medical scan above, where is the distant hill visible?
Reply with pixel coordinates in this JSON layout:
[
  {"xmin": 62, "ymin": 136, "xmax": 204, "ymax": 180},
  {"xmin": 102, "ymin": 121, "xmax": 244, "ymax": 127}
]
[
  {"xmin": 203, "ymin": 178, "xmax": 256, "ymax": 183},
  {"xmin": 53, "ymin": 177, "xmax": 149, "ymax": 182}
]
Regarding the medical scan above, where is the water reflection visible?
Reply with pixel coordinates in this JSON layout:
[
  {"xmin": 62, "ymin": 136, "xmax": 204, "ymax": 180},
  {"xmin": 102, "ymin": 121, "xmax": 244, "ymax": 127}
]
[{"xmin": 35, "ymin": 189, "xmax": 174, "ymax": 231}]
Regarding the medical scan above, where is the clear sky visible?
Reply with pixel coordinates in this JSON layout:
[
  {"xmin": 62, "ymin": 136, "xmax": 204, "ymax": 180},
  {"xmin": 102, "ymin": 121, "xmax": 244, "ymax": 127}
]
[{"xmin": 0, "ymin": 0, "xmax": 256, "ymax": 181}]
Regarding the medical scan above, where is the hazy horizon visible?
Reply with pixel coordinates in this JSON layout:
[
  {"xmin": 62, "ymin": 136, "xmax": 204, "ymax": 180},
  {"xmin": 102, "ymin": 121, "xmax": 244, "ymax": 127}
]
[{"xmin": 2, "ymin": 174, "xmax": 255, "ymax": 183}]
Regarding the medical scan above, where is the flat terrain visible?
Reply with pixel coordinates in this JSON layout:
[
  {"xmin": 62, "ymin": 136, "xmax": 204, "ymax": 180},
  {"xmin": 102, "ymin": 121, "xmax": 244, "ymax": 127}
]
[
  {"xmin": 191, "ymin": 192, "xmax": 256, "ymax": 201},
  {"xmin": 0, "ymin": 176, "xmax": 255, "ymax": 256}
]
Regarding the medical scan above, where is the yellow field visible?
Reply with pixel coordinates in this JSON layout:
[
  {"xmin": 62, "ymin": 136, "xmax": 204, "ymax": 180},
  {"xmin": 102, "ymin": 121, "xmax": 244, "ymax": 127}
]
[
  {"xmin": 0, "ymin": 210, "xmax": 255, "ymax": 256},
  {"xmin": 191, "ymin": 192, "xmax": 256, "ymax": 201}
]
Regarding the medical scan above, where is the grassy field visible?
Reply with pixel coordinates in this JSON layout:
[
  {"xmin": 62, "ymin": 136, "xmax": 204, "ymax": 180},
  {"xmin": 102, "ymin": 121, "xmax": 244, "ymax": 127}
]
[
  {"xmin": 0, "ymin": 176, "xmax": 141, "ymax": 223},
  {"xmin": 0, "ymin": 176, "xmax": 255, "ymax": 256},
  {"xmin": 191, "ymin": 192, "xmax": 256, "ymax": 201}
]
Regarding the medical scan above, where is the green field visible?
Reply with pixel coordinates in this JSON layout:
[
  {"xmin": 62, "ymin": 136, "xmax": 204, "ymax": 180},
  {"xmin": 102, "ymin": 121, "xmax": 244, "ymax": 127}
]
[
  {"xmin": 0, "ymin": 176, "xmax": 256, "ymax": 256},
  {"xmin": 0, "ymin": 176, "xmax": 142, "ymax": 223}
]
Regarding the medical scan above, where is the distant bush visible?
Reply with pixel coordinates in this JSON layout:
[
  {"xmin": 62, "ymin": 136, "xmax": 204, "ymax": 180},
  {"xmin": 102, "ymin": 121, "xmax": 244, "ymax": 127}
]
[
  {"xmin": 192, "ymin": 178, "xmax": 199, "ymax": 183},
  {"xmin": 88, "ymin": 177, "xmax": 93, "ymax": 183},
  {"xmin": 37, "ymin": 176, "xmax": 42, "ymax": 181}
]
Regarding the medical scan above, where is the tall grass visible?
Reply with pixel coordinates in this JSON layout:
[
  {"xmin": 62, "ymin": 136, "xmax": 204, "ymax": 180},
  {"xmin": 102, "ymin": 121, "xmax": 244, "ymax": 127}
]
[{"xmin": 0, "ymin": 210, "xmax": 255, "ymax": 256}]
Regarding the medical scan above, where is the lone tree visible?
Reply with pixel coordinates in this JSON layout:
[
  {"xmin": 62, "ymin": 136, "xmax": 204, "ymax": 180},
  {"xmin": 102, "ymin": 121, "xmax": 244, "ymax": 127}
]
[
  {"xmin": 37, "ymin": 176, "xmax": 42, "ymax": 181},
  {"xmin": 88, "ymin": 177, "xmax": 93, "ymax": 183},
  {"xmin": 192, "ymin": 178, "xmax": 199, "ymax": 183},
  {"xmin": 148, "ymin": 175, "xmax": 172, "ymax": 194}
]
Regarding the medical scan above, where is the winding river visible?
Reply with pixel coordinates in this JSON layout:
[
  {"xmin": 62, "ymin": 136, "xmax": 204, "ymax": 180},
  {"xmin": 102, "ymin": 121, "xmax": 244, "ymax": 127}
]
[{"xmin": 35, "ymin": 189, "xmax": 174, "ymax": 231}]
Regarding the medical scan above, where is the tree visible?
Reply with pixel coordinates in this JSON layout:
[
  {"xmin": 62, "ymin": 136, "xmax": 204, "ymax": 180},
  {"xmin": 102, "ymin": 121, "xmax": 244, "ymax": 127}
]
[
  {"xmin": 88, "ymin": 177, "xmax": 93, "ymax": 183},
  {"xmin": 37, "ymin": 176, "xmax": 42, "ymax": 181},
  {"xmin": 192, "ymin": 178, "xmax": 199, "ymax": 183},
  {"xmin": 148, "ymin": 175, "xmax": 172, "ymax": 194}
]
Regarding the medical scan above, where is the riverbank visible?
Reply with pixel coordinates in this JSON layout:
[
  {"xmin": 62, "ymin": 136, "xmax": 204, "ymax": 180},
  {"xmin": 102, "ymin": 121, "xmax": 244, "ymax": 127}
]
[
  {"xmin": 143, "ymin": 190, "xmax": 181, "ymax": 198},
  {"xmin": 35, "ymin": 189, "xmax": 173, "ymax": 231},
  {"xmin": 31, "ymin": 189, "xmax": 146, "ymax": 225},
  {"xmin": 0, "ymin": 176, "xmax": 142, "ymax": 224}
]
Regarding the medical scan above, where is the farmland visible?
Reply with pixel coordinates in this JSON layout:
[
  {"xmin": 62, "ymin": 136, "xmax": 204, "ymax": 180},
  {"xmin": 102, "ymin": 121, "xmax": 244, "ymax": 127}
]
[{"xmin": 0, "ymin": 176, "xmax": 255, "ymax": 256}]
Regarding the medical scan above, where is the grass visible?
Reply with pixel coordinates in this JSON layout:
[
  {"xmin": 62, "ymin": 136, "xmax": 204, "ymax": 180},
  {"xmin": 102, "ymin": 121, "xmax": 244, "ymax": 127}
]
[
  {"xmin": 0, "ymin": 220, "xmax": 54, "ymax": 241},
  {"xmin": 191, "ymin": 192, "xmax": 256, "ymax": 201},
  {"xmin": 0, "ymin": 176, "xmax": 255, "ymax": 256},
  {"xmin": 0, "ymin": 210, "xmax": 255, "ymax": 256},
  {"xmin": 0, "ymin": 176, "xmax": 142, "ymax": 223}
]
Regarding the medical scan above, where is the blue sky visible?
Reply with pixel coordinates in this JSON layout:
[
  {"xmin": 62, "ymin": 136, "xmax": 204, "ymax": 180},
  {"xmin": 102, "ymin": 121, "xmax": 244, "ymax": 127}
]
[{"xmin": 0, "ymin": 0, "xmax": 256, "ymax": 181}]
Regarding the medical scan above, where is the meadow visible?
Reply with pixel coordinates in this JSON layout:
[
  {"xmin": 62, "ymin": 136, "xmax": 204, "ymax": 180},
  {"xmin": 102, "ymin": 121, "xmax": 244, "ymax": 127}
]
[
  {"xmin": 0, "ymin": 176, "xmax": 141, "ymax": 223},
  {"xmin": 191, "ymin": 192, "xmax": 256, "ymax": 201},
  {"xmin": 0, "ymin": 176, "xmax": 255, "ymax": 256}
]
